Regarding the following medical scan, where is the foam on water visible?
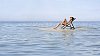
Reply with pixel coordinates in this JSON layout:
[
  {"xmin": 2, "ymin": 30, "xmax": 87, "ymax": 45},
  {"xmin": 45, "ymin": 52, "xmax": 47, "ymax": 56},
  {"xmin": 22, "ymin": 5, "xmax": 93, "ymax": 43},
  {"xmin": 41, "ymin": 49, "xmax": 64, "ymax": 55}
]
[{"xmin": 39, "ymin": 26, "xmax": 95, "ymax": 32}]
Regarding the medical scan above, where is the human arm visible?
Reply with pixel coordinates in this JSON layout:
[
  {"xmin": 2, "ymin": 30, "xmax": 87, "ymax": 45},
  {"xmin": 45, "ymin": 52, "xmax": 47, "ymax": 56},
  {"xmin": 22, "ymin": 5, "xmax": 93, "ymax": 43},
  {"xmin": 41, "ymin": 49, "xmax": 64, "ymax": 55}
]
[{"xmin": 53, "ymin": 21, "xmax": 62, "ymax": 29}]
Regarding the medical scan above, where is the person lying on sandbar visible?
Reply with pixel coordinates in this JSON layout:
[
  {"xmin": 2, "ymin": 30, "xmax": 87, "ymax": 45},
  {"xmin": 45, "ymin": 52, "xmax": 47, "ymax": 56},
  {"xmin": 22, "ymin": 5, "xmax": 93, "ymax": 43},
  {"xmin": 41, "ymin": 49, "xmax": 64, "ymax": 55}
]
[{"xmin": 53, "ymin": 16, "xmax": 76, "ymax": 29}]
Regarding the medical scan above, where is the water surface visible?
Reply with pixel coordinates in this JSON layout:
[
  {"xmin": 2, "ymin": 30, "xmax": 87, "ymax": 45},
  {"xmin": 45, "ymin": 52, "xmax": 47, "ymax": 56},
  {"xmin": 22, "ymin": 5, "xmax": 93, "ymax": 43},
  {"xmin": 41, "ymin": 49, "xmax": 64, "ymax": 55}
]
[{"xmin": 0, "ymin": 21, "xmax": 100, "ymax": 56}]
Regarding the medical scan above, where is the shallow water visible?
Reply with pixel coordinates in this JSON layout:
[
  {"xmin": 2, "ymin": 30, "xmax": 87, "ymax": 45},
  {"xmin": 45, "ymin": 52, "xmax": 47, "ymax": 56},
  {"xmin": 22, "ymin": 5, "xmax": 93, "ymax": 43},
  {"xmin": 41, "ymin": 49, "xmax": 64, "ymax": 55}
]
[{"xmin": 0, "ymin": 21, "xmax": 100, "ymax": 56}]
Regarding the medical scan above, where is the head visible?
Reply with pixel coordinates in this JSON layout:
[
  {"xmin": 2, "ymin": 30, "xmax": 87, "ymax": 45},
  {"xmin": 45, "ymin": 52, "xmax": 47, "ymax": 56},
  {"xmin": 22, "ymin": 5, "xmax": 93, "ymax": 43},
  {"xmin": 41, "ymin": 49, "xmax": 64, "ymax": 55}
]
[
  {"xmin": 70, "ymin": 16, "xmax": 76, "ymax": 21},
  {"xmin": 63, "ymin": 18, "xmax": 66, "ymax": 23},
  {"xmin": 70, "ymin": 16, "xmax": 73, "ymax": 19},
  {"xmin": 63, "ymin": 17, "xmax": 66, "ymax": 21}
]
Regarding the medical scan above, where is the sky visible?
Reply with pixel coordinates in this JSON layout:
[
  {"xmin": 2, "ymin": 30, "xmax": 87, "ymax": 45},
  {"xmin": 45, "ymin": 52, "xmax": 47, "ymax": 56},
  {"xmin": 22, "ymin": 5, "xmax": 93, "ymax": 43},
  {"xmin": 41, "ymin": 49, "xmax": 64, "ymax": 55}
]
[{"xmin": 0, "ymin": 0, "xmax": 100, "ymax": 21}]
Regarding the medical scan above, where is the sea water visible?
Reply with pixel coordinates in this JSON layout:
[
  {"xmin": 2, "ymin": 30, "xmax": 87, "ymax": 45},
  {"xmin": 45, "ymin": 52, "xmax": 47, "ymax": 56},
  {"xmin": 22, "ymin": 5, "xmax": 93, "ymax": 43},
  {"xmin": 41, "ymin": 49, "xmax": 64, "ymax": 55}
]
[{"xmin": 0, "ymin": 21, "xmax": 100, "ymax": 56}]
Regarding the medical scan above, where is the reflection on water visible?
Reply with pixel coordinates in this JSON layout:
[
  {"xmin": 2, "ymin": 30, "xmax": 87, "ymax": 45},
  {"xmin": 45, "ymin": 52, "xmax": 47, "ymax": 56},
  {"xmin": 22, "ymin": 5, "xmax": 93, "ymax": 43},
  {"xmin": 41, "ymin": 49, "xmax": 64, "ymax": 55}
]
[{"xmin": 0, "ymin": 21, "xmax": 100, "ymax": 56}]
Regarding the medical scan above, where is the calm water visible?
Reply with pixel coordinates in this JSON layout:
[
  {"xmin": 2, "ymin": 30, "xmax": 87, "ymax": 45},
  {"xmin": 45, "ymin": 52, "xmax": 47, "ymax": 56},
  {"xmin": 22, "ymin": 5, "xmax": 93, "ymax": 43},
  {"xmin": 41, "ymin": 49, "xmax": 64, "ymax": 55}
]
[{"xmin": 0, "ymin": 21, "xmax": 100, "ymax": 56}]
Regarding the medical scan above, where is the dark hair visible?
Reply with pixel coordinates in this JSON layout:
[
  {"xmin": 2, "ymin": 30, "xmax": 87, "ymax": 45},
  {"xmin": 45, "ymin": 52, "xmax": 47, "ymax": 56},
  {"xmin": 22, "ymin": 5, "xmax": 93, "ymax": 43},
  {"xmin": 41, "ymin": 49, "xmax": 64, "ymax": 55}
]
[{"xmin": 72, "ymin": 17, "xmax": 76, "ymax": 21}]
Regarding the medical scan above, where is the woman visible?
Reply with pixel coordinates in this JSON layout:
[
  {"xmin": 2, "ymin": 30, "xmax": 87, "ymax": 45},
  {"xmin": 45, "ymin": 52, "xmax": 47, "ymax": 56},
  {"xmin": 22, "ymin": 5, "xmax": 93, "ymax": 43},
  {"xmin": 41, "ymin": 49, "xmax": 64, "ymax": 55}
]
[
  {"xmin": 68, "ymin": 17, "xmax": 76, "ymax": 29},
  {"xmin": 53, "ymin": 18, "xmax": 68, "ymax": 29},
  {"xmin": 54, "ymin": 17, "xmax": 76, "ymax": 29}
]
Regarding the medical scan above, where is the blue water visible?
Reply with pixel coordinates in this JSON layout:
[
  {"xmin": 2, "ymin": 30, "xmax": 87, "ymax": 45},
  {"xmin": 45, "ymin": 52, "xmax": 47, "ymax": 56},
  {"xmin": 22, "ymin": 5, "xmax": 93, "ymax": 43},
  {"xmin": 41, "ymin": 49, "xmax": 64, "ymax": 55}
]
[{"xmin": 0, "ymin": 21, "xmax": 100, "ymax": 56}]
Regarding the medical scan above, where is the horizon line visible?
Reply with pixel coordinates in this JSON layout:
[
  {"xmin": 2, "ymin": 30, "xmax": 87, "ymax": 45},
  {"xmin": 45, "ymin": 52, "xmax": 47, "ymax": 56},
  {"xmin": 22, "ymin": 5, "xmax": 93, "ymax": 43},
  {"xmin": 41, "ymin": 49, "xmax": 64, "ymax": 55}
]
[{"xmin": 0, "ymin": 20, "xmax": 100, "ymax": 22}]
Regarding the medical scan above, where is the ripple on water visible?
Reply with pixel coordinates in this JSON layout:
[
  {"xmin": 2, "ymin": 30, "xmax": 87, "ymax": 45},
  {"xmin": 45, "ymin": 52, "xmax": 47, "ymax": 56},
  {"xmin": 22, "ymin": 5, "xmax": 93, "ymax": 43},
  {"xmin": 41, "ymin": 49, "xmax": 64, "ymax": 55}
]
[
  {"xmin": 86, "ymin": 44, "xmax": 100, "ymax": 48},
  {"xmin": 0, "ymin": 21, "xmax": 100, "ymax": 56}
]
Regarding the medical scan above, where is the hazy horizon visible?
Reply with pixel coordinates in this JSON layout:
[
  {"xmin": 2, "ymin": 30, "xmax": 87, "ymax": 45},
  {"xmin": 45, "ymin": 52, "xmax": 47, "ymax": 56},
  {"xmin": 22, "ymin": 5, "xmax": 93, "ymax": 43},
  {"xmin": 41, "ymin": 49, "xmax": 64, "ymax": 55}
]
[{"xmin": 0, "ymin": 0, "xmax": 100, "ymax": 21}]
